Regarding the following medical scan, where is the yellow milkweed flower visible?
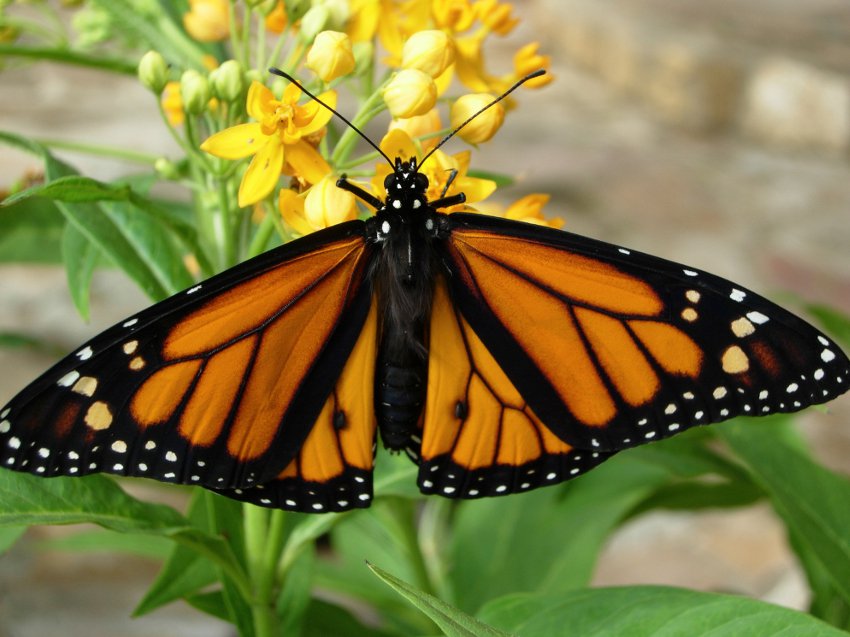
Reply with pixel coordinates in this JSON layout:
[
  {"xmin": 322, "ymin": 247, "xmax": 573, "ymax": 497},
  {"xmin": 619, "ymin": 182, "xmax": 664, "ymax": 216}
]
[
  {"xmin": 279, "ymin": 175, "xmax": 358, "ymax": 236},
  {"xmin": 513, "ymin": 42, "xmax": 553, "ymax": 88},
  {"xmin": 383, "ymin": 69, "xmax": 437, "ymax": 119},
  {"xmin": 201, "ymin": 81, "xmax": 335, "ymax": 207},
  {"xmin": 450, "ymin": 93, "xmax": 504, "ymax": 144},
  {"xmin": 504, "ymin": 194, "xmax": 561, "ymax": 227},
  {"xmin": 431, "ymin": 0, "xmax": 476, "ymax": 33},
  {"xmin": 389, "ymin": 108, "xmax": 442, "ymax": 152},
  {"xmin": 265, "ymin": 1, "xmax": 287, "ymax": 33},
  {"xmin": 401, "ymin": 30, "xmax": 455, "ymax": 78},
  {"xmin": 306, "ymin": 31, "xmax": 356, "ymax": 82},
  {"xmin": 473, "ymin": 0, "xmax": 518, "ymax": 36},
  {"xmin": 183, "ymin": 0, "xmax": 230, "ymax": 42},
  {"xmin": 161, "ymin": 81, "xmax": 185, "ymax": 127},
  {"xmin": 372, "ymin": 129, "xmax": 496, "ymax": 213}
]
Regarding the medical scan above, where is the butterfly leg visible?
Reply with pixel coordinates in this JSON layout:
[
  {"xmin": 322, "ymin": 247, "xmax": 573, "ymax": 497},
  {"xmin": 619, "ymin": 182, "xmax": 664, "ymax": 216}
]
[
  {"xmin": 430, "ymin": 192, "xmax": 466, "ymax": 210},
  {"xmin": 336, "ymin": 175, "xmax": 384, "ymax": 210}
]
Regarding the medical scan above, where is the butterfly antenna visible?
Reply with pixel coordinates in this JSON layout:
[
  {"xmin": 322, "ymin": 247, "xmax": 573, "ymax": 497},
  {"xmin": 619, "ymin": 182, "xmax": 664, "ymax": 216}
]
[
  {"xmin": 419, "ymin": 69, "xmax": 547, "ymax": 169},
  {"xmin": 268, "ymin": 67, "xmax": 395, "ymax": 168}
]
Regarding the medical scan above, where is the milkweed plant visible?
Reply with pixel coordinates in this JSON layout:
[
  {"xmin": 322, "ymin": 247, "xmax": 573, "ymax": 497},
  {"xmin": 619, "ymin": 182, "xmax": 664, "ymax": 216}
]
[{"xmin": 1, "ymin": 1, "xmax": 849, "ymax": 636}]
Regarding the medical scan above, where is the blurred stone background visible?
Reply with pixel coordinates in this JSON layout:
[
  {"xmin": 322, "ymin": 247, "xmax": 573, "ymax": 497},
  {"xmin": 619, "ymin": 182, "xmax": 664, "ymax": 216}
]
[{"xmin": 1, "ymin": 0, "xmax": 849, "ymax": 634}]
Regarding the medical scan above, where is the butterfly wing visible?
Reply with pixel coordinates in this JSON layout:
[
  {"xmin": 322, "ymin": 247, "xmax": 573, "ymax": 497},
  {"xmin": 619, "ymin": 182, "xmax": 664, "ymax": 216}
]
[
  {"xmin": 423, "ymin": 213, "xmax": 848, "ymax": 486},
  {"xmin": 418, "ymin": 276, "xmax": 615, "ymax": 497},
  {"xmin": 0, "ymin": 221, "xmax": 379, "ymax": 511}
]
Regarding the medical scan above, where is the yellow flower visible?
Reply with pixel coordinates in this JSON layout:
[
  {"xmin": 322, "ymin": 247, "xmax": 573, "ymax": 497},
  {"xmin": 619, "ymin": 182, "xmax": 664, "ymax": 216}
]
[
  {"xmin": 383, "ymin": 69, "xmax": 437, "ymax": 118},
  {"xmin": 201, "ymin": 81, "xmax": 334, "ymax": 207},
  {"xmin": 306, "ymin": 31, "xmax": 356, "ymax": 82},
  {"xmin": 473, "ymin": 0, "xmax": 517, "ymax": 36},
  {"xmin": 477, "ymin": 193, "xmax": 563, "ymax": 228},
  {"xmin": 513, "ymin": 42, "xmax": 552, "ymax": 88},
  {"xmin": 401, "ymin": 30, "xmax": 455, "ymax": 78},
  {"xmin": 389, "ymin": 108, "xmax": 442, "ymax": 151},
  {"xmin": 183, "ymin": 0, "xmax": 230, "ymax": 42},
  {"xmin": 431, "ymin": 0, "xmax": 476, "ymax": 32},
  {"xmin": 161, "ymin": 81, "xmax": 184, "ymax": 126},
  {"xmin": 372, "ymin": 129, "xmax": 496, "ymax": 212},
  {"xmin": 265, "ymin": 1, "xmax": 287, "ymax": 33},
  {"xmin": 279, "ymin": 175, "xmax": 358, "ymax": 236},
  {"xmin": 450, "ymin": 93, "xmax": 503, "ymax": 144}
]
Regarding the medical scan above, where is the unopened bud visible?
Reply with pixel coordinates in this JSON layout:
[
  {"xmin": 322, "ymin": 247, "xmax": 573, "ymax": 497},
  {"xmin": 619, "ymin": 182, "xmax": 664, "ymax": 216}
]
[
  {"xmin": 450, "ymin": 93, "xmax": 504, "ymax": 144},
  {"xmin": 180, "ymin": 69, "xmax": 211, "ymax": 115},
  {"xmin": 401, "ymin": 30, "xmax": 454, "ymax": 78},
  {"xmin": 383, "ymin": 69, "xmax": 437, "ymax": 119},
  {"xmin": 210, "ymin": 59, "xmax": 245, "ymax": 102},
  {"xmin": 138, "ymin": 50, "xmax": 169, "ymax": 95},
  {"xmin": 306, "ymin": 31, "xmax": 355, "ymax": 82}
]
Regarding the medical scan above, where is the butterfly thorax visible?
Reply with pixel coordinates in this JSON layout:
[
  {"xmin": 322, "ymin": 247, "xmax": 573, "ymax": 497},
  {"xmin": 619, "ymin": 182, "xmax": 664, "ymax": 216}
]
[{"xmin": 366, "ymin": 158, "xmax": 442, "ymax": 456}]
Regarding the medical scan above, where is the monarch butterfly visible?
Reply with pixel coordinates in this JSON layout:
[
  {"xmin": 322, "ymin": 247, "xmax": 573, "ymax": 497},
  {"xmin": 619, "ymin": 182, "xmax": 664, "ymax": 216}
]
[{"xmin": 1, "ymin": 71, "xmax": 848, "ymax": 513}]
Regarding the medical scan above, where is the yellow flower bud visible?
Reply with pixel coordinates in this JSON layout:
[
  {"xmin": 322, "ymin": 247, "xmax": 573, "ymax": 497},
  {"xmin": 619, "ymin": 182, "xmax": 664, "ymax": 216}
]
[
  {"xmin": 304, "ymin": 176, "xmax": 357, "ymax": 230},
  {"xmin": 513, "ymin": 42, "xmax": 552, "ymax": 88},
  {"xmin": 161, "ymin": 81, "xmax": 184, "ymax": 126},
  {"xmin": 210, "ymin": 59, "xmax": 245, "ymax": 102},
  {"xmin": 183, "ymin": 0, "xmax": 230, "ymax": 42},
  {"xmin": 383, "ymin": 69, "xmax": 437, "ymax": 119},
  {"xmin": 306, "ymin": 31, "xmax": 355, "ymax": 82},
  {"xmin": 180, "ymin": 69, "xmax": 211, "ymax": 115},
  {"xmin": 138, "ymin": 50, "xmax": 168, "ymax": 95},
  {"xmin": 401, "ymin": 30, "xmax": 455, "ymax": 78},
  {"xmin": 450, "ymin": 93, "xmax": 504, "ymax": 144},
  {"xmin": 389, "ymin": 109, "xmax": 442, "ymax": 151}
]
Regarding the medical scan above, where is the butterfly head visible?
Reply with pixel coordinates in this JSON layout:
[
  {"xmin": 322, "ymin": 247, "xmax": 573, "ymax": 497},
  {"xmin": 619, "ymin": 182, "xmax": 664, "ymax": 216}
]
[{"xmin": 382, "ymin": 157, "xmax": 430, "ymax": 214}]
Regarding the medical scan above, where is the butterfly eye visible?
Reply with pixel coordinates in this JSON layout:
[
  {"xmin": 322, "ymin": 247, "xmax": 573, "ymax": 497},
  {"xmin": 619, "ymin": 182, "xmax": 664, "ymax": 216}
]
[
  {"xmin": 384, "ymin": 173, "xmax": 396, "ymax": 189},
  {"xmin": 414, "ymin": 173, "xmax": 429, "ymax": 190}
]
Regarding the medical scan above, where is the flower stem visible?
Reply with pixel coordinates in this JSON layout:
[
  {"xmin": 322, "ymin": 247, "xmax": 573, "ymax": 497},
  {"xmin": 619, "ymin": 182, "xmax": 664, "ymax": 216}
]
[
  {"xmin": 33, "ymin": 138, "xmax": 160, "ymax": 164},
  {"xmin": 0, "ymin": 44, "xmax": 136, "ymax": 74}
]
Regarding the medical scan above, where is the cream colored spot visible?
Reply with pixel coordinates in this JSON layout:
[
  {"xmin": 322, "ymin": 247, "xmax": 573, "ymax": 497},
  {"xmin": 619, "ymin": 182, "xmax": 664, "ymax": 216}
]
[
  {"xmin": 123, "ymin": 340, "xmax": 139, "ymax": 355},
  {"xmin": 722, "ymin": 345, "xmax": 749, "ymax": 374},
  {"xmin": 111, "ymin": 440, "xmax": 127, "ymax": 453},
  {"xmin": 731, "ymin": 317, "xmax": 755, "ymax": 338},
  {"xmin": 85, "ymin": 402, "xmax": 113, "ymax": 430},
  {"xmin": 129, "ymin": 356, "xmax": 146, "ymax": 371},
  {"xmin": 57, "ymin": 371, "xmax": 80, "ymax": 387},
  {"xmin": 681, "ymin": 308, "xmax": 698, "ymax": 322},
  {"xmin": 72, "ymin": 376, "xmax": 98, "ymax": 397},
  {"xmin": 713, "ymin": 386, "xmax": 727, "ymax": 399},
  {"xmin": 686, "ymin": 290, "xmax": 701, "ymax": 303}
]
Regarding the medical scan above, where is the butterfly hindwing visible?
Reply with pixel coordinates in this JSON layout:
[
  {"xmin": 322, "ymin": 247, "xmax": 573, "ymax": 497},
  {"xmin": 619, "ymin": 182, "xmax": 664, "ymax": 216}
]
[
  {"xmin": 0, "ymin": 221, "xmax": 376, "ymax": 500},
  {"xmin": 217, "ymin": 299, "xmax": 379, "ymax": 512},
  {"xmin": 418, "ymin": 276, "xmax": 615, "ymax": 498},
  {"xmin": 438, "ymin": 213, "xmax": 850, "ymax": 453}
]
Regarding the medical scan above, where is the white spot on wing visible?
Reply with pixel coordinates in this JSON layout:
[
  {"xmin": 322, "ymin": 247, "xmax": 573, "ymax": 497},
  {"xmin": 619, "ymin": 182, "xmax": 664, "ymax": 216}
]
[
  {"xmin": 822, "ymin": 349, "xmax": 836, "ymax": 363},
  {"xmin": 747, "ymin": 311, "xmax": 769, "ymax": 324},
  {"xmin": 57, "ymin": 371, "xmax": 80, "ymax": 387},
  {"xmin": 76, "ymin": 346, "xmax": 93, "ymax": 360},
  {"xmin": 730, "ymin": 289, "xmax": 746, "ymax": 302}
]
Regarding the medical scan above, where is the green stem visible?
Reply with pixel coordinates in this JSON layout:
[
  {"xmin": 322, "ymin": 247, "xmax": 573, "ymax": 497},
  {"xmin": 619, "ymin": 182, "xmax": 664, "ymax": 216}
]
[
  {"xmin": 244, "ymin": 504, "xmax": 277, "ymax": 637},
  {"xmin": 248, "ymin": 205, "xmax": 278, "ymax": 257},
  {"xmin": 0, "ymin": 44, "xmax": 136, "ymax": 74},
  {"xmin": 330, "ymin": 87, "xmax": 388, "ymax": 166},
  {"xmin": 33, "ymin": 138, "xmax": 160, "ymax": 164}
]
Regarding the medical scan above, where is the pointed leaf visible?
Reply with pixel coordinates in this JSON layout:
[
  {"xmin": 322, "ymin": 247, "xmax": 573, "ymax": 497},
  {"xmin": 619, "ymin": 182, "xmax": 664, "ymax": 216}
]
[{"xmin": 368, "ymin": 562, "xmax": 513, "ymax": 637}]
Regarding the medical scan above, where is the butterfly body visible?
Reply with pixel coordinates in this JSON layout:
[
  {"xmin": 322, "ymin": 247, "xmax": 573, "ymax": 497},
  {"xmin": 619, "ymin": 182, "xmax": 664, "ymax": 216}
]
[{"xmin": 1, "ymin": 157, "xmax": 848, "ymax": 513}]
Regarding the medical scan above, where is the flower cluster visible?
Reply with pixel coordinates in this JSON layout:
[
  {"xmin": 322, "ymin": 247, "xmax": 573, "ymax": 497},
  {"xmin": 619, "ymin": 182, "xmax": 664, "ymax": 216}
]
[{"xmin": 136, "ymin": 0, "xmax": 560, "ymax": 251}]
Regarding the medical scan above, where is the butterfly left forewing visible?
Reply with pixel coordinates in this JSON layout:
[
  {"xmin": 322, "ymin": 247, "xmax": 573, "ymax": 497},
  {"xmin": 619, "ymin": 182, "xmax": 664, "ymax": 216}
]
[
  {"xmin": 418, "ymin": 276, "xmax": 614, "ymax": 498},
  {"xmin": 0, "ymin": 223, "xmax": 376, "ymax": 496},
  {"xmin": 438, "ymin": 213, "xmax": 849, "ymax": 453}
]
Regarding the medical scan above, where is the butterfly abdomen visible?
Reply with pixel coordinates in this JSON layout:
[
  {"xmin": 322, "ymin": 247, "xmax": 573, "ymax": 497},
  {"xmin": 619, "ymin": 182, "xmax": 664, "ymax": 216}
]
[{"xmin": 375, "ymin": 360, "xmax": 425, "ymax": 454}]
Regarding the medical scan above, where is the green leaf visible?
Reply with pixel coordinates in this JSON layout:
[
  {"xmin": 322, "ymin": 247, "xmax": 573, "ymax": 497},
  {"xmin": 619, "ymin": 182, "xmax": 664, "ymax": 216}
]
[
  {"xmin": 0, "ymin": 331, "xmax": 64, "ymax": 356},
  {"xmin": 478, "ymin": 586, "xmax": 849, "ymax": 636},
  {"xmin": 0, "ymin": 472, "xmax": 186, "ymax": 532},
  {"xmin": 301, "ymin": 598, "xmax": 400, "ymax": 637},
  {"xmin": 0, "ymin": 44, "xmax": 137, "ymax": 74},
  {"xmin": 277, "ymin": 544, "xmax": 316, "ymax": 636},
  {"xmin": 719, "ymin": 417, "xmax": 850, "ymax": 606},
  {"xmin": 0, "ymin": 196, "xmax": 65, "ymax": 263},
  {"xmin": 36, "ymin": 529, "xmax": 172, "ymax": 559},
  {"xmin": 448, "ymin": 449, "xmax": 682, "ymax": 614},
  {"xmin": 368, "ymin": 562, "xmax": 513, "ymax": 637},
  {"xmin": 62, "ymin": 221, "xmax": 101, "ymax": 320},
  {"xmin": 137, "ymin": 490, "xmax": 248, "ymax": 617}
]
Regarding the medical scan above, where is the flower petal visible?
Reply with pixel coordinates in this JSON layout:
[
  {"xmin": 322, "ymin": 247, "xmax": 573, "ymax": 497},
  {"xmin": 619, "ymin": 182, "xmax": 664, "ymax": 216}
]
[
  {"xmin": 278, "ymin": 188, "xmax": 313, "ymax": 236},
  {"xmin": 298, "ymin": 91, "xmax": 338, "ymax": 136},
  {"xmin": 238, "ymin": 136, "xmax": 284, "ymax": 206},
  {"xmin": 284, "ymin": 140, "xmax": 331, "ymax": 185},
  {"xmin": 246, "ymin": 81, "xmax": 274, "ymax": 121},
  {"xmin": 201, "ymin": 123, "xmax": 265, "ymax": 159},
  {"xmin": 456, "ymin": 175, "xmax": 497, "ymax": 204},
  {"xmin": 379, "ymin": 129, "xmax": 419, "ymax": 163}
]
